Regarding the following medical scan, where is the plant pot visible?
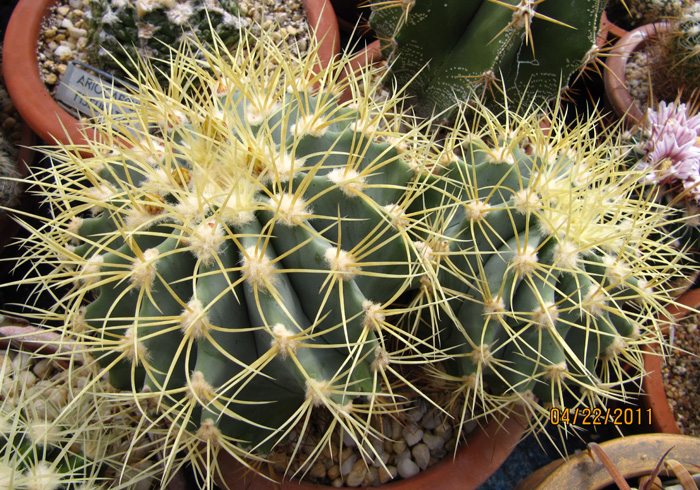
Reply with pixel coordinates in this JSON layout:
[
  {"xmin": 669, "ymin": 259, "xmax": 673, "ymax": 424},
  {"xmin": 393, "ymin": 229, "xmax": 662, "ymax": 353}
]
[
  {"xmin": 641, "ymin": 287, "xmax": 700, "ymax": 435},
  {"xmin": 2, "ymin": 0, "xmax": 99, "ymax": 148},
  {"xmin": 603, "ymin": 22, "xmax": 671, "ymax": 128},
  {"xmin": 214, "ymin": 410, "xmax": 529, "ymax": 490},
  {"xmin": 2, "ymin": 0, "xmax": 373, "ymax": 148},
  {"xmin": 514, "ymin": 433, "xmax": 700, "ymax": 490}
]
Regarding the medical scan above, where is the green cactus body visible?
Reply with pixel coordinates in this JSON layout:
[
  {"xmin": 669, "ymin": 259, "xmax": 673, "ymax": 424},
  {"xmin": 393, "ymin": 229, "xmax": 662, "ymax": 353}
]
[
  {"xmin": 369, "ymin": 0, "xmax": 605, "ymax": 118},
  {"xmin": 662, "ymin": 4, "xmax": 700, "ymax": 99},
  {"xmin": 19, "ymin": 30, "xmax": 440, "ymax": 460},
  {"xmin": 84, "ymin": 0, "xmax": 246, "ymax": 77},
  {"xmin": 411, "ymin": 104, "xmax": 684, "ymax": 422}
]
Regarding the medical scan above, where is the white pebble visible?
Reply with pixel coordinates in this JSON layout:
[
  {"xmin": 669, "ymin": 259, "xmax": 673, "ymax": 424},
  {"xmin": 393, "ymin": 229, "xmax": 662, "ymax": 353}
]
[
  {"xmin": 345, "ymin": 460, "xmax": 367, "ymax": 487},
  {"xmin": 412, "ymin": 443, "xmax": 431, "ymax": 470},
  {"xmin": 68, "ymin": 0, "xmax": 83, "ymax": 9},
  {"xmin": 340, "ymin": 453, "xmax": 358, "ymax": 476},
  {"xmin": 422, "ymin": 432, "xmax": 445, "ymax": 452},
  {"xmin": 402, "ymin": 423, "xmax": 423, "ymax": 447},
  {"xmin": 54, "ymin": 45, "xmax": 73, "ymax": 60},
  {"xmin": 379, "ymin": 466, "xmax": 398, "ymax": 484},
  {"xmin": 397, "ymin": 457, "xmax": 420, "ymax": 479},
  {"xmin": 68, "ymin": 26, "xmax": 88, "ymax": 39},
  {"xmin": 61, "ymin": 18, "xmax": 74, "ymax": 29}
]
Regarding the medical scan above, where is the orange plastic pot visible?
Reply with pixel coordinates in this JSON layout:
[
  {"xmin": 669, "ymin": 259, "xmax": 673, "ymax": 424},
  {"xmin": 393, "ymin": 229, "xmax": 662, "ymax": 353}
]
[
  {"xmin": 641, "ymin": 287, "xmax": 700, "ymax": 435},
  {"xmin": 214, "ymin": 410, "xmax": 529, "ymax": 490},
  {"xmin": 603, "ymin": 22, "xmax": 671, "ymax": 128}
]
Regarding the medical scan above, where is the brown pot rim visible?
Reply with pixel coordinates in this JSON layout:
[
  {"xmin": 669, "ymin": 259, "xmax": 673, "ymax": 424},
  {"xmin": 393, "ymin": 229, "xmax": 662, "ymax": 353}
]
[
  {"xmin": 640, "ymin": 287, "xmax": 700, "ymax": 434},
  {"xmin": 2, "ymin": 0, "xmax": 97, "ymax": 147},
  {"xmin": 215, "ymin": 409, "xmax": 529, "ymax": 490},
  {"xmin": 603, "ymin": 22, "xmax": 671, "ymax": 128}
]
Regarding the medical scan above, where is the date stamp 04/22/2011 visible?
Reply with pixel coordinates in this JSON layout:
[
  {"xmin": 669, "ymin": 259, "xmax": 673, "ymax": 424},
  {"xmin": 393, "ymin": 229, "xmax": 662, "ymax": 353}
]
[{"xmin": 550, "ymin": 407, "xmax": 653, "ymax": 427}]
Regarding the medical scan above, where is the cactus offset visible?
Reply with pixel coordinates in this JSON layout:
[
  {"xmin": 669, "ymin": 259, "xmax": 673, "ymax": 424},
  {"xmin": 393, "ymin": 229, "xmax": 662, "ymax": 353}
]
[
  {"xmin": 368, "ymin": 0, "xmax": 605, "ymax": 118},
  {"xmin": 404, "ymin": 101, "xmax": 686, "ymax": 431}
]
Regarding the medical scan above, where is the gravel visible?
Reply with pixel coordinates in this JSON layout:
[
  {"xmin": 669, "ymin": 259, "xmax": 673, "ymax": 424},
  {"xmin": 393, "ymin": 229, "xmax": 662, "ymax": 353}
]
[
  {"xmin": 37, "ymin": 0, "xmax": 311, "ymax": 95},
  {"xmin": 663, "ymin": 315, "xmax": 700, "ymax": 436}
]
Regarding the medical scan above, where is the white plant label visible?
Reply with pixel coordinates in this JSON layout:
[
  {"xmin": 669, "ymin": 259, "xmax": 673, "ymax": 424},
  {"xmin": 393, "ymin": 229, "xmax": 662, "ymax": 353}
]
[{"xmin": 56, "ymin": 62, "xmax": 136, "ymax": 119}]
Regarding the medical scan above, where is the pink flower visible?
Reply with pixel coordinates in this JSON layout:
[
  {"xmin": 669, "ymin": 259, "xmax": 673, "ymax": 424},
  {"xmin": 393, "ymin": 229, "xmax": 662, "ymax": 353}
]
[{"xmin": 638, "ymin": 101, "xmax": 700, "ymax": 200}]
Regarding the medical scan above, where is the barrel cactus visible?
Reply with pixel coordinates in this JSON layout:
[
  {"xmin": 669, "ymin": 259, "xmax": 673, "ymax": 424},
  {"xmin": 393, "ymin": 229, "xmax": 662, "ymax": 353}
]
[
  {"xmin": 12, "ymin": 26, "xmax": 442, "ymax": 478},
  {"xmin": 405, "ymin": 101, "xmax": 686, "ymax": 429},
  {"xmin": 611, "ymin": 0, "xmax": 691, "ymax": 26},
  {"xmin": 368, "ymin": 0, "xmax": 606, "ymax": 119},
  {"xmin": 84, "ymin": 0, "xmax": 247, "ymax": 78},
  {"xmin": 652, "ymin": 3, "xmax": 700, "ymax": 102},
  {"xmin": 1, "ymin": 336, "xmax": 166, "ymax": 489}
]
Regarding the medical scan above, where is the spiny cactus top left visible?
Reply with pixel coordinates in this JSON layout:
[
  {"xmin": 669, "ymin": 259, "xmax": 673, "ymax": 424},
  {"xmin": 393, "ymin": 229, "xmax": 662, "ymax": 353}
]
[
  {"xmin": 12, "ymin": 27, "xmax": 440, "ymax": 479},
  {"xmin": 84, "ymin": 0, "xmax": 247, "ymax": 77}
]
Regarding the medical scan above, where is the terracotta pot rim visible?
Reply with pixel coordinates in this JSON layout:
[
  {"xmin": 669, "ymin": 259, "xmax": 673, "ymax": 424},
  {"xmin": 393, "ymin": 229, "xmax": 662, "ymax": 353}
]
[
  {"xmin": 641, "ymin": 287, "xmax": 700, "ymax": 434},
  {"xmin": 2, "ymin": 0, "xmax": 96, "ymax": 147},
  {"xmin": 603, "ymin": 22, "xmax": 671, "ymax": 128}
]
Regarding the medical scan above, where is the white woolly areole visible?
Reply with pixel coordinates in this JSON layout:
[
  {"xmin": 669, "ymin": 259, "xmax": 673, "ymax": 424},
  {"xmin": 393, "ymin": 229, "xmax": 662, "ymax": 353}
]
[
  {"xmin": 384, "ymin": 203, "xmax": 409, "ymax": 230},
  {"xmin": 512, "ymin": 189, "xmax": 541, "ymax": 214},
  {"xmin": 464, "ymin": 200, "xmax": 491, "ymax": 221},
  {"xmin": 130, "ymin": 248, "xmax": 160, "ymax": 289},
  {"xmin": 246, "ymin": 100, "xmax": 280, "ymax": 126},
  {"xmin": 602, "ymin": 254, "xmax": 629, "ymax": 284},
  {"xmin": 512, "ymin": 245, "xmax": 539, "ymax": 277},
  {"xmin": 602, "ymin": 336, "xmax": 627, "ymax": 360},
  {"xmin": 324, "ymin": 247, "xmax": 360, "ymax": 280},
  {"xmin": 270, "ymin": 193, "xmax": 311, "ymax": 226},
  {"xmin": 533, "ymin": 302, "xmax": 559, "ymax": 329},
  {"xmin": 584, "ymin": 286, "xmax": 607, "ymax": 316},
  {"xmin": 543, "ymin": 362, "xmax": 568, "ymax": 382},
  {"xmin": 372, "ymin": 347, "xmax": 390, "ymax": 372},
  {"xmin": 181, "ymin": 299, "xmax": 209, "ymax": 340},
  {"xmin": 166, "ymin": 2, "xmax": 194, "ymax": 25},
  {"xmin": 28, "ymin": 421, "xmax": 61, "ymax": 447},
  {"xmin": 485, "ymin": 146, "xmax": 515, "ymax": 164},
  {"xmin": 67, "ymin": 217, "xmax": 83, "ymax": 243},
  {"xmin": 86, "ymin": 184, "xmax": 115, "ymax": 208},
  {"xmin": 80, "ymin": 254, "xmax": 104, "ymax": 285},
  {"xmin": 23, "ymin": 461, "xmax": 64, "ymax": 490},
  {"xmin": 174, "ymin": 194, "xmax": 209, "ymax": 224},
  {"xmin": 484, "ymin": 297, "xmax": 506, "ymax": 317},
  {"xmin": 362, "ymin": 300, "xmax": 385, "ymax": 331},
  {"xmin": 271, "ymin": 323, "xmax": 298, "ymax": 359},
  {"xmin": 349, "ymin": 117, "xmax": 378, "ymax": 136},
  {"xmin": 187, "ymin": 371, "xmax": 216, "ymax": 401},
  {"xmin": 470, "ymin": 344, "xmax": 494, "ymax": 366},
  {"xmin": 305, "ymin": 378, "xmax": 332, "ymax": 407},
  {"xmin": 118, "ymin": 327, "xmax": 149, "ymax": 366},
  {"xmin": 186, "ymin": 219, "xmax": 225, "ymax": 265},
  {"xmin": 553, "ymin": 241, "xmax": 579, "ymax": 269},
  {"xmin": 197, "ymin": 418, "xmax": 222, "ymax": 444},
  {"xmin": 290, "ymin": 114, "xmax": 327, "ymax": 137},
  {"xmin": 241, "ymin": 246, "xmax": 275, "ymax": 291},
  {"xmin": 326, "ymin": 168, "xmax": 366, "ymax": 197}
]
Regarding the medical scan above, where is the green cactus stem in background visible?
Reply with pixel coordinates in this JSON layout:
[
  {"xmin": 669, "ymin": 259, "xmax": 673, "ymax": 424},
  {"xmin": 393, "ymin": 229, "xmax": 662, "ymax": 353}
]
[
  {"xmin": 368, "ymin": 0, "xmax": 605, "ymax": 119},
  {"xmin": 84, "ymin": 0, "xmax": 247, "ymax": 78}
]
